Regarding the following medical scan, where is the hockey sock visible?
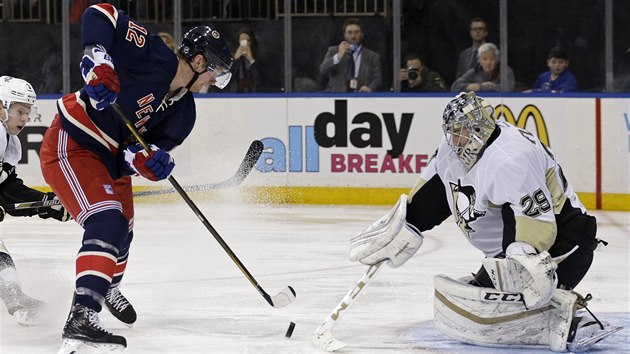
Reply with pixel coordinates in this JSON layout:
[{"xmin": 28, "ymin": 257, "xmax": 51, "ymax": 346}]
[
  {"xmin": 75, "ymin": 210, "xmax": 128, "ymax": 311},
  {"xmin": 111, "ymin": 231, "xmax": 133, "ymax": 286}
]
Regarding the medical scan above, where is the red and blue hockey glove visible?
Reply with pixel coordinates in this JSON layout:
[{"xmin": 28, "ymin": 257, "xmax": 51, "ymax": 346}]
[
  {"xmin": 81, "ymin": 45, "xmax": 120, "ymax": 110},
  {"xmin": 124, "ymin": 144, "xmax": 175, "ymax": 181}
]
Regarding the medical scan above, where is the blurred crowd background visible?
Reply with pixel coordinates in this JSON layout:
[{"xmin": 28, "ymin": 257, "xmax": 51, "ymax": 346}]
[{"xmin": 1, "ymin": 0, "xmax": 629, "ymax": 94}]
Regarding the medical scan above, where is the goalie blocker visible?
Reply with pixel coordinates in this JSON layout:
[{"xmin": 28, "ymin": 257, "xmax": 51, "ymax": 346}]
[{"xmin": 349, "ymin": 194, "xmax": 423, "ymax": 268}]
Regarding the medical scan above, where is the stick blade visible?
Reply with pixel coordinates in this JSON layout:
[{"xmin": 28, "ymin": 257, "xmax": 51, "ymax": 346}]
[
  {"xmin": 312, "ymin": 330, "xmax": 348, "ymax": 352},
  {"xmin": 213, "ymin": 139, "xmax": 264, "ymax": 188},
  {"xmin": 268, "ymin": 286, "xmax": 296, "ymax": 308},
  {"xmin": 234, "ymin": 140, "xmax": 264, "ymax": 179}
]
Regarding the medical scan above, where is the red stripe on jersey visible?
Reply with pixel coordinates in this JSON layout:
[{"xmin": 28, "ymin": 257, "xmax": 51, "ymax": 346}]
[
  {"xmin": 76, "ymin": 252, "xmax": 117, "ymax": 278},
  {"xmin": 92, "ymin": 4, "xmax": 118, "ymax": 27},
  {"xmin": 60, "ymin": 93, "xmax": 119, "ymax": 154}
]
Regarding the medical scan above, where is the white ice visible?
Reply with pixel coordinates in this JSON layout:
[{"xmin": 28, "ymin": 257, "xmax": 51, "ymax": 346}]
[{"xmin": 0, "ymin": 195, "xmax": 628, "ymax": 353}]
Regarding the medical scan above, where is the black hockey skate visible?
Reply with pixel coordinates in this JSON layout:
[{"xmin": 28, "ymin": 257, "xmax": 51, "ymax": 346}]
[
  {"xmin": 59, "ymin": 303, "xmax": 126, "ymax": 353},
  {"xmin": 105, "ymin": 285, "xmax": 137, "ymax": 326}
]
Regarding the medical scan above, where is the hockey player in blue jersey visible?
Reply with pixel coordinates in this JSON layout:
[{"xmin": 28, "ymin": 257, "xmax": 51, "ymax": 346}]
[{"xmin": 38, "ymin": 3, "xmax": 233, "ymax": 352}]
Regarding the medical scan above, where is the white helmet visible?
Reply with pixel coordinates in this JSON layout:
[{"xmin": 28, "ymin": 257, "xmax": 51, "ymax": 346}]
[
  {"xmin": 442, "ymin": 92, "xmax": 496, "ymax": 170},
  {"xmin": 0, "ymin": 76, "xmax": 36, "ymax": 111}
]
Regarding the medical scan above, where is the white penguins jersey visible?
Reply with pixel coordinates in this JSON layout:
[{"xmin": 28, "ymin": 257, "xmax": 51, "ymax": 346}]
[
  {"xmin": 0, "ymin": 122, "xmax": 22, "ymax": 166},
  {"xmin": 409, "ymin": 121, "xmax": 585, "ymax": 257}
]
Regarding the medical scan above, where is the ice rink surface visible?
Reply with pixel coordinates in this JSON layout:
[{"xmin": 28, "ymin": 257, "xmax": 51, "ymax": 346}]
[{"xmin": 0, "ymin": 196, "xmax": 628, "ymax": 353}]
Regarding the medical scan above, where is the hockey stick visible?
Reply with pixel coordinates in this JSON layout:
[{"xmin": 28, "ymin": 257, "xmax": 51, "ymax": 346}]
[
  {"xmin": 8, "ymin": 199, "xmax": 62, "ymax": 211},
  {"xmin": 112, "ymin": 103, "xmax": 296, "ymax": 308},
  {"xmin": 133, "ymin": 139, "xmax": 263, "ymax": 197},
  {"xmin": 312, "ymin": 261, "xmax": 385, "ymax": 351},
  {"xmin": 7, "ymin": 141, "xmax": 264, "ymax": 211}
]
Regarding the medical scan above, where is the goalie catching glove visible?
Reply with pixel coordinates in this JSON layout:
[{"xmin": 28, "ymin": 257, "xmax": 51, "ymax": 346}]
[
  {"xmin": 349, "ymin": 194, "xmax": 424, "ymax": 268},
  {"xmin": 124, "ymin": 143, "xmax": 175, "ymax": 181},
  {"xmin": 482, "ymin": 241, "xmax": 557, "ymax": 309}
]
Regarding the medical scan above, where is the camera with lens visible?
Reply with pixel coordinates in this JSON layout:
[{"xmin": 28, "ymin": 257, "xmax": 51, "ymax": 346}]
[{"xmin": 407, "ymin": 67, "xmax": 420, "ymax": 81}]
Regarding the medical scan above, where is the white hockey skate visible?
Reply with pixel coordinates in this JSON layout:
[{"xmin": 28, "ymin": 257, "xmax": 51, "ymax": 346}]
[
  {"xmin": 2, "ymin": 285, "xmax": 45, "ymax": 326},
  {"xmin": 566, "ymin": 314, "xmax": 623, "ymax": 352}
]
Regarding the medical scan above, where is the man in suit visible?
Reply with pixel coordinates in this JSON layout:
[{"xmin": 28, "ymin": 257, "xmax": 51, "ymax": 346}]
[
  {"xmin": 455, "ymin": 17, "xmax": 488, "ymax": 79},
  {"xmin": 319, "ymin": 18, "xmax": 382, "ymax": 92}
]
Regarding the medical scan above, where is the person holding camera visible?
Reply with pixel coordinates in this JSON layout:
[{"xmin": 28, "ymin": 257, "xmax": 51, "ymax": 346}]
[
  {"xmin": 319, "ymin": 18, "xmax": 382, "ymax": 92},
  {"xmin": 230, "ymin": 27, "xmax": 262, "ymax": 93},
  {"xmin": 400, "ymin": 52, "xmax": 447, "ymax": 92}
]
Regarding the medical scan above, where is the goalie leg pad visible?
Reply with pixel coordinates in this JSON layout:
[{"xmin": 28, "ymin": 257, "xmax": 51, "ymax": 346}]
[
  {"xmin": 433, "ymin": 274, "xmax": 577, "ymax": 351},
  {"xmin": 349, "ymin": 195, "xmax": 423, "ymax": 267}
]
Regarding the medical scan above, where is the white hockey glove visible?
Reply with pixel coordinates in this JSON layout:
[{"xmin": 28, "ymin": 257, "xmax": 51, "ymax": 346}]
[
  {"xmin": 349, "ymin": 194, "xmax": 424, "ymax": 268},
  {"xmin": 482, "ymin": 241, "xmax": 557, "ymax": 309}
]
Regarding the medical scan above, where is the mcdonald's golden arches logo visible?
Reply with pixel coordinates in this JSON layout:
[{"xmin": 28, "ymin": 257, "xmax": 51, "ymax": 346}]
[{"xmin": 494, "ymin": 104, "xmax": 550, "ymax": 146}]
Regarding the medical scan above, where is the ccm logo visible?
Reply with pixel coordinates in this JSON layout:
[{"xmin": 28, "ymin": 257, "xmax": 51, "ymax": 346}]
[{"xmin": 483, "ymin": 292, "xmax": 524, "ymax": 302}]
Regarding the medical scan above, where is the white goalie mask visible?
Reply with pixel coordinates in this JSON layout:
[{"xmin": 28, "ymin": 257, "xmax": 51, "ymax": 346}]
[
  {"xmin": 442, "ymin": 92, "xmax": 496, "ymax": 170},
  {"xmin": 0, "ymin": 76, "xmax": 37, "ymax": 123}
]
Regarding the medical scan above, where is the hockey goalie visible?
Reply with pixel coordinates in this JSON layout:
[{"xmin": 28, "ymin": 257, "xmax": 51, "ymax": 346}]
[{"xmin": 349, "ymin": 92, "xmax": 621, "ymax": 352}]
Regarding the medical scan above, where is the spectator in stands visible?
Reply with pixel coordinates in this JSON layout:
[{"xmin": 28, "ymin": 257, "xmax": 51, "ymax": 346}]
[
  {"xmin": 456, "ymin": 17, "xmax": 488, "ymax": 79},
  {"xmin": 319, "ymin": 18, "xmax": 382, "ymax": 92},
  {"xmin": 229, "ymin": 27, "xmax": 263, "ymax": 93},
  {"xmin": 451, "ymin": 42, "xmax": 514, "ymax": 92},
  {"xmin": 37, "ymin": 52, "xmax": 63, "ymax": 94},
  {"xmin": 527, "ymin": 48, "xmax": 578, "ymax": 93},
  {"xmin": 400, "ymin": 52, "xmax": 447, "ymax": 92},
  {"xmin": 158, "ymin": 32, "xmax": 176, "ymax": 52}
]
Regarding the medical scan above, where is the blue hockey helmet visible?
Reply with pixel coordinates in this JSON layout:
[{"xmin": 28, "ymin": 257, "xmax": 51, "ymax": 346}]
[{"xmin": 179, "ymin": 26, "xmax": 233, "ymax": 88}]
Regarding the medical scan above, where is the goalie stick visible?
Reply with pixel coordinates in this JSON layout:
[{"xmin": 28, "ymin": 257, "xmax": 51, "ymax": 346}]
[
  {"xmin": 111, "ymin": 103, "xmax": 296, "ymax": 308},
  {"xmin": 7, "ymin": 140, "xmax": 264, "ymax": 211},
  {"xmin": 312, "ymin": 261, "xmax": 385, "ymax": 351}
]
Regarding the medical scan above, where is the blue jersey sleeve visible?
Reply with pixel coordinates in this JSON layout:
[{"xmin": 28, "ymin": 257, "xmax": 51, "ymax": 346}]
[{"xmin": 81, "ymin": 4, "xmax": 120, "ymax": 49}]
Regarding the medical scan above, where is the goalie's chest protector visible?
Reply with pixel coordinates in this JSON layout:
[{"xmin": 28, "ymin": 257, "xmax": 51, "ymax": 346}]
[{"xmin": 434, "ymin": 125, "xmax": 543, "ymax": 257}]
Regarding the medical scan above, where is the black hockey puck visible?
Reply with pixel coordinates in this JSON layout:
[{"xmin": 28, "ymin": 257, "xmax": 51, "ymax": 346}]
[{"xmin": 285, "ymin": 321, "xmax": 295, "ymax": 338}]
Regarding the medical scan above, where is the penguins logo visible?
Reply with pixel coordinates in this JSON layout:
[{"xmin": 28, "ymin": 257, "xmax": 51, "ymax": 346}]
[{"xmin": 449, "ymin": 180, "xmax": 486, "ymax": 237}]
